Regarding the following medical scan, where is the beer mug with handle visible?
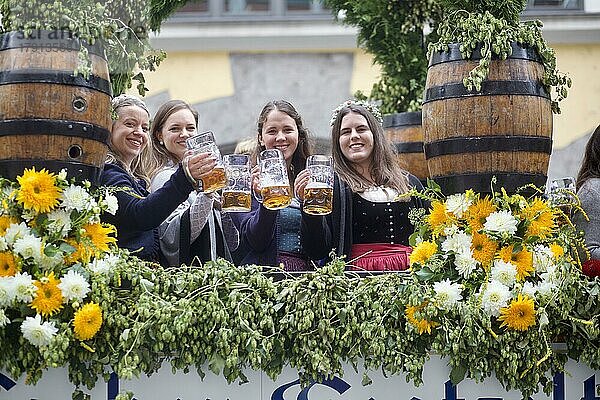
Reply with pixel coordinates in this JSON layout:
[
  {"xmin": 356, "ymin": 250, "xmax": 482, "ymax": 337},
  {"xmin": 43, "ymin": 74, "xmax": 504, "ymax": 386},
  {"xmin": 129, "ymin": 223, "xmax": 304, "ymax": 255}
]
[
  {"xmin": 185, "ymin": 131, "xmax": 227, "ymax": 193},
  {"xmin": 303, "ymin": 155, "xmax": 333, "ymax": 215},
  {"xmin": 257, "ymin": 149, "xmax": 292, "ymax": 210},
  {"xmin": 222, "ymin": 154, "xmax": 252, "ymax": 212}
]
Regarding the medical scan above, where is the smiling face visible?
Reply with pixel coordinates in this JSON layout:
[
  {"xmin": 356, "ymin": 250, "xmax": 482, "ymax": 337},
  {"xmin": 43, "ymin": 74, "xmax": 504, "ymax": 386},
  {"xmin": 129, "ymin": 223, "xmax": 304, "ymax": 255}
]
[
  {"xmin": 338, "ymin": 111, "xmax": 374, "ymax": 172},
  {"xmin": 157, "ymin": 108, "xmax": 197, "ymax": 162},
  {"xmin": 259, "ymin": 109, "xmax": 299, "ymax": 165},
  {"xmin": 110, "ymin": 105, "xmax": 150, "ymax": 168}
]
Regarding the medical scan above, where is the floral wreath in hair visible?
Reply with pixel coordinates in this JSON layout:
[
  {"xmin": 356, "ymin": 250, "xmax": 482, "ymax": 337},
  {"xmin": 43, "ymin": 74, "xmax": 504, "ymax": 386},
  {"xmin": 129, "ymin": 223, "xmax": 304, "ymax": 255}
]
[{"xmin": 329, "ymin": 99, "xmax": 383, "ymax": 127}]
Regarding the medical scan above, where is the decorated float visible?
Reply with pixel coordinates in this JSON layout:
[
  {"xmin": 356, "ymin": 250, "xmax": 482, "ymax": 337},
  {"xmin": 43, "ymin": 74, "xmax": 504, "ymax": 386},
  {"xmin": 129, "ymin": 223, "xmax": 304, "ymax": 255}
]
[{"xmin": 0, "ymin": 0, "xmax": 599, "ymax": 400}]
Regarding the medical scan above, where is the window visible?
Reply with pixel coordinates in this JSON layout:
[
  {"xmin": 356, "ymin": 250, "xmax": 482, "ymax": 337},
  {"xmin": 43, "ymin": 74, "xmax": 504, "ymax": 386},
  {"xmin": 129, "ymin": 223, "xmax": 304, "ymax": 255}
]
[
  {"xmin": 286, "ymin": 0, "xmax": 329, "ymax": 14},
  {"xmin": 525, "ymin": 0, "xmax": 583, "ymax": 10},
  {"xmin": 225, "ymin": 0, "xmax": 270, "ymax": 13},
  {"xmin": 177, "ymin": 0, "xmax": 209, "ymax": 13}
]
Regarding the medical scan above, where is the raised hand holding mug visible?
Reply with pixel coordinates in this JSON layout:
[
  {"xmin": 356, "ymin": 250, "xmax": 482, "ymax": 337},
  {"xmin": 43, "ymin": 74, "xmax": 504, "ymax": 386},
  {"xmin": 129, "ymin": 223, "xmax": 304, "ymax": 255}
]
[
  {"xmin": 256, "ymin": 149, "xmax": 292, "ymax": 210},
  {"xmin": 185, "ymin": 131, "xmax": 227, "ymax": 193}
]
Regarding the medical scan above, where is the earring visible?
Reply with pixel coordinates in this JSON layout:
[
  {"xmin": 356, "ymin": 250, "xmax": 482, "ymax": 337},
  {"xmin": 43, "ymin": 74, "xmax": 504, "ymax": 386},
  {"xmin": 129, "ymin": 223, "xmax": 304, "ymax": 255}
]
[{"xmin": 159, "ymin": 140, "xmax": 164, "ymax": 145}]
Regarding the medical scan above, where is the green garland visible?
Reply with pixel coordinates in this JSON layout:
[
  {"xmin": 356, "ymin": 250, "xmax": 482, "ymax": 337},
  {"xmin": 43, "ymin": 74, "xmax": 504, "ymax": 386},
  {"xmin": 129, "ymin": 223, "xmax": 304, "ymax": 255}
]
[{"xmin": 1, "ymin": 252, "xmax": 598, "ymax": 400}]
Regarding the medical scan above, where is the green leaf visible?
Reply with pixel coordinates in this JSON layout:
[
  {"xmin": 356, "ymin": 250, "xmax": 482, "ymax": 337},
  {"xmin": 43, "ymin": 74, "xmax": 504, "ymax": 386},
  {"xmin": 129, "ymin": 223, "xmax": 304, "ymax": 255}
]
[
  {"xmin": 450, "ymin": 364, "xmax": 467, "ymax": 385},
  {"xmin": 208, "ymin": 355, "xmax": 225, "ymax": 375},
  {"xmin": 415, "ymin": 267, "xmax": 435, "ymax": 281}
]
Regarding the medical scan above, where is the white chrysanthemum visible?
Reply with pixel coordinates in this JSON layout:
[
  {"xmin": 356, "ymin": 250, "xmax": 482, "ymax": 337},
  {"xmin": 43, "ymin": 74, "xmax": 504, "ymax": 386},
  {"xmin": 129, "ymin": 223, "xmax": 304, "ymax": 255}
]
[
  {"xmin": 0, "ymin": 308, "xmax": 9, "ymax": 327},
  {"xmin": 521, "ymin": 281, "xmax": 537, "ymax": 299},
  {"xmin": 0, "ymin": 237, "xmax": 7, "ymax": 251},
  {"xmin": 21, "ymin": 315, "xmax": 58, "ymax": 347},
  {"xmin": 483, "ymin": 210, "xmax": 519, "ymax": 235},
  {"xmin": 4, "ymin": 222, "xmax": 31, "ymax": 245},
  {"xmin": 443, "ymin": 224, "xmax": 460, "ymax": 237},
  {"xmin": 445, "ymin": 193, "xmax": 472, "ymax": 218},
  {"xmin": 104, "ymin": 191, "xmax": 118, "ymax": 215},
  {"xmin": 532, "ymin": 245, "xmax": 554, "ymax": 273},
  {"xmin": 47, "ymin": 209, "xmax": 72, "ymax": 237},
  {"xmin": 88, "ymin": 254, "xmax": 120, "ymax": 275},
  {"xmin": 491, "ymin": 259, "xmax": 518, "ymax": 287},
  {"xmin": 442, "ymin": 231, "xmax": 472, "ymax": 254},
  {"xmin": 39, "ymin": 253, "xmax": 63, "ymax": 270},
  {"xmin": 61, "ymin": 184, "xmax": 92, "ymax": 212},
  {"xmin": 13, "ymin": 234, "xmax": 43, "ymax": 262},
  {"xmin": 0, "ymin": 277, "xmax": 15, "ymax": 307},
  {"xmin": 454, "ymin": 252, "xmax": 478, "ymax": 278},
  {"xmin": 12, "ymin": 272, "xmax": 36, "ymax": 303},
  {"xmin": 21, "ymin": 208, "xmax": 37, "ymax": 222},
  {"xmin": 480, "ymin": 281, "xmax": 511, "ymax": 316},
  {"xmin": 537, "ymin": 281, "xmax": 557, "ymax": 297},
  {"xmin": 433, "ymin": 279, "xmax": 463, "ymax": 309},
  {"xmin": 58, "ymin": 270, "xmax": 90, "ymax": 303}
]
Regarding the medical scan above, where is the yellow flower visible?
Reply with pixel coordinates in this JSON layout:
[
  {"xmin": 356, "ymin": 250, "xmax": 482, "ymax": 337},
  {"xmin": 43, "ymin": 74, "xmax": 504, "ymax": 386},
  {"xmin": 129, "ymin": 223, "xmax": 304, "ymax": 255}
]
[
  {"xmin": 16, "ymin": 167, "xmax": 61, "ymax": 214},
  {"xmin": 0, "ymin": 251, "xmax": 19, "ymax": 277},
  {"xmin": 405, "ymin": 302, "xmax": 439, "ymax": 335},
  {"xmin": 427, "ymin": 201, "xmax": 454, "ymax": 235},
  {"xmin": 73, "ymin": 302, "xmax": 103, "ymax": 340},
  {"xmin": 549, "ymin": 243, "xmax": 564, "ymax": 259},
  {"xmin": 521, "ymin": 198, "xmax": 555, "ymax": 239},
  {"xmin": 498, "ymin": 294, "xmax": 536, "ymax": 331},
  {"xmin": 471, "ymin": 232, "xmax": 498, "ymax": 269},
  {"xmin": 498, "ymin": 245, "xmax": 534, "ymax": 281},
  {"xmin": 464, "ymin": 197, "xmax": 496, "ymax": 232},
  {"xmin": 0, "ymin": 215, "xmax": 17, "ymax": 235},
  {"xmin": 410, "ymin": 241, "xmax": 438, "ymax": 265},
  {"xmin": 30, "ymin": 272, "xmax": 63, "ymax": 316},
  {"xmin": 83, "ymin": 223, "xmax": 117, "ymax": 254}
]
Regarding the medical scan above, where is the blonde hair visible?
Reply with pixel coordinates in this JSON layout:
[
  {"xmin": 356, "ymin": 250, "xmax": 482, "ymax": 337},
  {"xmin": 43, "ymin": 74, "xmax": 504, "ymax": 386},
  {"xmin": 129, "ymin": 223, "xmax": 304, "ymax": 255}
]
[{"xmin": 108, "ymin": 94, "xmax": 152, "ymax": 185}]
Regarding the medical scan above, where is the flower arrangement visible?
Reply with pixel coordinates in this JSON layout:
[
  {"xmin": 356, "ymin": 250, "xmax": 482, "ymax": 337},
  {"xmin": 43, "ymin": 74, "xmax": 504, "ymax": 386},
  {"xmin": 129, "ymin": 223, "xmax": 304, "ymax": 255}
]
[
  {"xmin": 329, "ymin": 99, "xmax": 383, "ymax": 126},
  {"xmin": 0, "ymin": 167, "xmax": 119, "ymax": 350},
  {"xmin": 405, "ymin": 180, "xmax": 594, "ymax": 395}
]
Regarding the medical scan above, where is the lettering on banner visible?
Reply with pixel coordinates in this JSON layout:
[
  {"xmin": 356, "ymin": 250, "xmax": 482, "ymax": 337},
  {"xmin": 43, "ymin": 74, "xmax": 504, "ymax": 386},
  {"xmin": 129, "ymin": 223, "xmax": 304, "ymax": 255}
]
[
  {"xmin": 271, "ymin": 376, "xmax": 351, "ymax": 400},
  {"xmin": 0, "ymin": 372, "xmax": 17, "ymax": 392}
]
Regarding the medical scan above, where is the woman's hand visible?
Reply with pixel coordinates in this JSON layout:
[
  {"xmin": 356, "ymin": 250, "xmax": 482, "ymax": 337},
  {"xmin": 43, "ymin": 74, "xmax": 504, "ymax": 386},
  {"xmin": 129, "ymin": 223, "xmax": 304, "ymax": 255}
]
[
  {"xmin": 251, "ymin": 165, "xmax": 261, "ymax": 197},
  {"xmin": 293, "ymin": 169, "xmax": 310, "ymax": 202},
  {"xmin": 185, "ymin": 151, "xmax": 217, "ymax": 181}
]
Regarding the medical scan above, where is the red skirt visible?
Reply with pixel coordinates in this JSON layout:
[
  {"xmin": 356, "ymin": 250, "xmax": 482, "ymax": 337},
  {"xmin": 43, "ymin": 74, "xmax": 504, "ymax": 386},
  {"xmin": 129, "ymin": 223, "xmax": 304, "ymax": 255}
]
[{"xmin": 349, "ymin": 243, "xmax": 412, "ymax": 271}]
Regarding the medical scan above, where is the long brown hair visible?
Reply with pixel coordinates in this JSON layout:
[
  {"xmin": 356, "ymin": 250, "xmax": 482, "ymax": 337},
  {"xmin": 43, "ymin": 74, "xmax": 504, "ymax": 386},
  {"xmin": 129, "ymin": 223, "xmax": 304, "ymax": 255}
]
[
  {"xmin": 330, "ymin": 104, "xmax": 411, "ymax": 196},
  {"xmin": 142, "ymin": 100, "xmax": 199, "ymax": 181},
  {"xmin": 576, "ymin": 124, "xmax": 600, "ymax": 191},
  {"xmin": 108, "ymin": 94, "xmax": 151, "ymax": 185},
  {"xmin": 254, "ymin": 100, "xmax": 312, "ymax": 181}
]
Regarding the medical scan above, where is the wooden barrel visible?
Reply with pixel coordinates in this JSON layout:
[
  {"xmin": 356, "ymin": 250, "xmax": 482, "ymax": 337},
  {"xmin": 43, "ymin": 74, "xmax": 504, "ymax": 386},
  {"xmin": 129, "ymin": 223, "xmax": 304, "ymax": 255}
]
[
  {"xmin": 0, "ymin": 30, "xmax": 112, "ymax": 184},
  {"xmin": 422, "ymin": 42, "xmax": 552, "ymax": 194},
  {"xmin": 383, "ymin": 111, "xmax": 428, "ymax": 181}
]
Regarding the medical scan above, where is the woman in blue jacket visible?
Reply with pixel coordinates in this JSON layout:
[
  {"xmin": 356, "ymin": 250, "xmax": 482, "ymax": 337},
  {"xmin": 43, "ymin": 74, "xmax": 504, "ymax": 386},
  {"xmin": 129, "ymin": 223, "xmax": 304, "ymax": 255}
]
[
  {"xmin": 231, "ymin": 100, "xmax": 313, "ymax": 270},
  {"xmin": 99, "ymin": 95, "xmax": 210, "ymax": 264}
]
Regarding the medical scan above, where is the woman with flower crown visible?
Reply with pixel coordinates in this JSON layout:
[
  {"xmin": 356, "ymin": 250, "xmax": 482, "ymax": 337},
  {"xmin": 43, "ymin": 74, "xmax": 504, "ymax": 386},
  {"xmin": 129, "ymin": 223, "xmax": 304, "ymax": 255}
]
[
  {"xmin": 99, "ymin": 95, "xmax": 208, "ymax": 264},
  {"xmin": 298, "ymin": 100, "xmax": 427, "ymax": 271},
  {"xmin": 142, "ymin": 99, "xmax": 238, "ymax": 265},
  {"xmin": 230, "ymin": 100, "xmax": 313, "ymax": 270}
]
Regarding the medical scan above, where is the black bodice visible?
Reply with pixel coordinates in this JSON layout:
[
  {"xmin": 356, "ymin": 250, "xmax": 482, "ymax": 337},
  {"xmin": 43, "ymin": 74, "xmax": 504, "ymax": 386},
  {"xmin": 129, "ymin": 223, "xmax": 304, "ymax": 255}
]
[{"xmin": 351, "ymin": 192, "xmax": 413, "ymax": 245}]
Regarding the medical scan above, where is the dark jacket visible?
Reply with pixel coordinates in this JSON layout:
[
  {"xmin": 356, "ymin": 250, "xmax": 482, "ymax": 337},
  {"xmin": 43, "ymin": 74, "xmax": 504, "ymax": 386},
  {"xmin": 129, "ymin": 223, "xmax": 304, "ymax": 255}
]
[
  {"xmin": 300, "ymin": 173, "xmax": 427, "ymax": 263},
  {"xmin": 230, "ymin": 195, "xmax": 280, "ymax": 266},
  {"xmin": 99, "ymin": 162, "xmax": 194, "ymax": 262}
]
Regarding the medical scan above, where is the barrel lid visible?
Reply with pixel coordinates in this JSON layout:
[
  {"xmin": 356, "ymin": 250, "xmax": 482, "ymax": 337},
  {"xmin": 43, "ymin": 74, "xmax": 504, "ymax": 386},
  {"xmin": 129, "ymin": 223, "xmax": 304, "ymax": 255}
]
[
  {"xmin": 382, "ymin": 111, "xmax": 422, "ymax": 128},
  {"xmin": 428, "ymin": 42, "xmax": 542, "ymax": 68},
  {"xmin": 0, "ymin": 30, "xmax": 106, "ymax": 59}
]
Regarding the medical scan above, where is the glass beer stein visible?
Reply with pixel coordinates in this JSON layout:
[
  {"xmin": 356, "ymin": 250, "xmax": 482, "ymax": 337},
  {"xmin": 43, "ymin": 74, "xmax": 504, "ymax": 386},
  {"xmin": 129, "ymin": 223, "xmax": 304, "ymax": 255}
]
[
  {"xmin": 222, "ymin": 154, "xmax": 252, "ymax": 212},
  {"xmin": 258, "ymin": 149, "xmax": 292, "ymax": 210},
  {"xmin": 303, "ymin": 155, "xmax": 333, "ymax": 215},
  {"xmin": 185, "ymin": 131, "xmax": 227, "ymax": 193}
]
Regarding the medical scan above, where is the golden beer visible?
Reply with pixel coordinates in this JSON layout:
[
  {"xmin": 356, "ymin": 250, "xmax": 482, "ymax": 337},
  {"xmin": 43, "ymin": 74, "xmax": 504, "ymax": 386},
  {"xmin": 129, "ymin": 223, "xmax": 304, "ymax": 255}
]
[
  {"xmin": 201, "ymin": 166, "xmax": 227, "ymax": 193},
  {"xmin": 222, "ymin": 190, "xmax": 252, "ymax": 212},
  {"xmin": 303, "ymin": 185, "xmax": 333, "ymax": 215},
  {"xmin": 261, "ymin": 185, "xmax": 292, "ymax": 210}
]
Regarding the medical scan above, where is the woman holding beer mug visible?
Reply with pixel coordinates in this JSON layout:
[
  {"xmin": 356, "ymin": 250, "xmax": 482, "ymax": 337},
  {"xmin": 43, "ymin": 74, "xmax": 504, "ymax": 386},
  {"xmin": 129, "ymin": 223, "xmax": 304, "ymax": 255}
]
[
  {"xmin": 298, "ymin": 100, "xmax": 426, "ymax": 271},
  {"xmin": 100, "ymin": 95, "xmax": 207, "ymax": 264},
  {"xmin": 144, "ymin": 100, "xmax": 239, "ymax": 266},
  {"xmin": 230, "ymin": 100, "xmax": 313, "ymax": 270}
]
